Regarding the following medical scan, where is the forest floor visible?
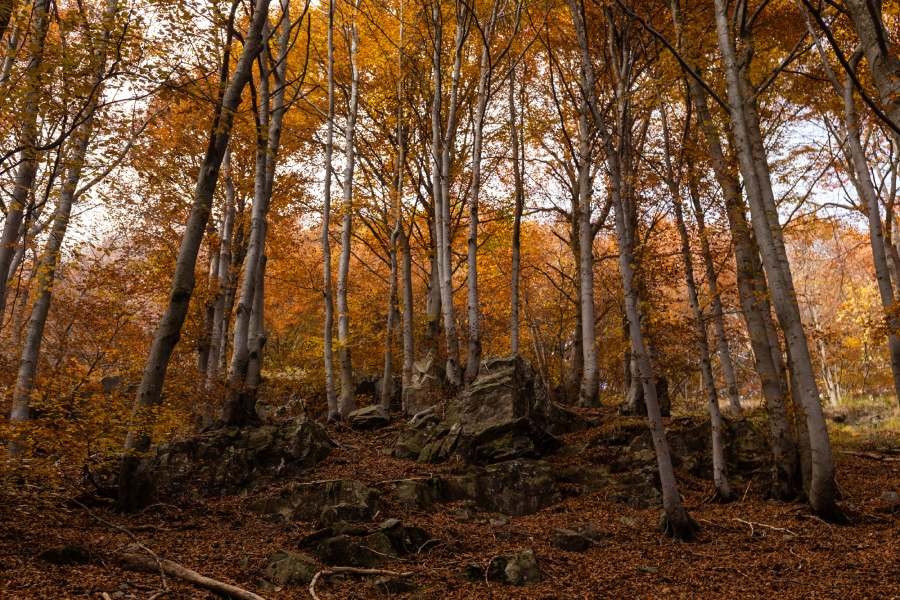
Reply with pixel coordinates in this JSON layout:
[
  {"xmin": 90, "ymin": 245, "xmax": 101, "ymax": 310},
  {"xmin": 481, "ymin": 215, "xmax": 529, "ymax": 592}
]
[{"xmin": 1, "ymin": 404, "xmax": 898, "ymax": 599}]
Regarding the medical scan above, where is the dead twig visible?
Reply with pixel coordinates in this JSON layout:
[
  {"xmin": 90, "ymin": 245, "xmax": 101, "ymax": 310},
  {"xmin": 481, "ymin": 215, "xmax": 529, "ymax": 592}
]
[
  {"xmin": 309, "ymin": 567, "xmax": 413, "ymax": 599},
  {"xmin": 732, "ymin": 518, "xmax": 797, "ymax": 537}
]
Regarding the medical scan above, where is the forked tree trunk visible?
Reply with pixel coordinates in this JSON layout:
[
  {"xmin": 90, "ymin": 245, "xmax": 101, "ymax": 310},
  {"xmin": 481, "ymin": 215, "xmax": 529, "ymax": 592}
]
[
  {"xmin": 118, "ymin": 0, "xmax": 272, "ymax": 511},
  {"xmin": 712, "ymin": 0, "xmax": 838, "ymax": 518},
  {"xmin": 0, "ymin": 0, "xmax": 50, "ymax": 324},
  {"xmin": 670, "ymin": 0, "xmax": 798, "ymax": 498},
  {"xmin": 224, "ymin": 0, "xmax": 291, "ymax": 425},
  {"xmin": 464, "ymin": 3, "xmax": 498, "ymax": 383}
]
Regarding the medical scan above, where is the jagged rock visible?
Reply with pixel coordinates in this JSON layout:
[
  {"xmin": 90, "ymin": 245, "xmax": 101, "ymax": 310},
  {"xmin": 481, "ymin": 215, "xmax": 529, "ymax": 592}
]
[
  {"xmin": 254, "ymin": 479, "xmax": 379, "ymax": 522},
  {"xmin": 394, "ymin": 356, "xmax": 575, "ymax": 465},
  {"xmin": 348, "ymin": 405, "xmax": 390, "ymax": 430},
  {"xmin": 402, "ymin": 352, "xmax": 443, "ymax": 415},
  {"xmin": 466, "ymin": 549, "xmax": 541, "ymax": 585},
  {"xmin": 879, "ymin": 490, "xmax": 899, "ymax": 512},
  {"xmin": 462, "ymin": 418, "xmax": 560, "ymax": 464},
  {"xmin": 133, "ymin": 420, "xmax": 333, "ymax": 504},
  {"xmin": 376, "ymin": 519, "xmax": 431, "ymax": 554},
  {"xmin": 393, "ymin": 413, "xmax": 442, "ymax": 459},
  {"xmin": 315, "ymin": 535, "xmax": 382, "ymax": 567},
  {"xmin": 391, "ymin": 477, "xmax": 446, "ymax": 509},
  {"xmin": 446, "ymin": 459, "xmax": 563, "ymax": 516},
  {"xmin": 550, "ymin": 524, "xmax": 607, "ymax": 552},
  {"xmin": 264, "ymin": 551, "xmax": 317, "ymax": 585}
]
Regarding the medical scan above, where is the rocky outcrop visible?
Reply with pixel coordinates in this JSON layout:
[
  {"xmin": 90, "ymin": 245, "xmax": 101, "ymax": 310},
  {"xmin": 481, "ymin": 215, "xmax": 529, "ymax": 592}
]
[
  {"xmin": 253, "ymin": 479, "xmax": 379, "ymax": 523},
  {"xmin": 402, "ymin": 352, "xmax": 444, "ymax": 415},
  {"xmin": 466, "ymin": 549, "xmax": 541, "ymax": 585},
  {"xmin": 390, "ymin": 458, "xmax": 563, "ymax": 516},
  {"xmin": 347, "ymin": 405, "xmax": 390, "ymax": 430},
  {"xmin": 132, "ymin": 420, "xmax": 334, "ymax": 503},
  {"xmin": 394, "ymin": 356, "xmax": 588, "ymax": 465},
  {"xmin": 263, "ymin": 551, "xmax": 318, "ymax": 585}
]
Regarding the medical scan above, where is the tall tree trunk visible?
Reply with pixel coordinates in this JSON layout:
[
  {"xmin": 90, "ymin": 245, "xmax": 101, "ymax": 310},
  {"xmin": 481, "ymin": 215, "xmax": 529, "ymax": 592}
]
[
  {"xmin": 0, "ymin": 0, "xmax": 50, "ymax": 325},
  {"xmin": 712, "ymin": 0, "xmax": 838, "ymax": 518},
  {"xmin": 224, "ymin": 44, "xmax": 272, "ymax": 426},
  {"xmin": 322, "ymin": 0, "xmax": 338, "ymax": 421},
  {"xmin": 118, "ymin": 0, "xmax": 272, "ymax": 510},
  {"xmin": 662, "ymin": 113, "xmax": 732, "ymax": 500},
  {"xmin": 336, "ymin": 15, "xmax": 359, "ymax": 418},
  {"xmin": 615, "ymin": 188, "xmax": 697, "ymax": 539},
  {"xmin": 575, "ymin": 105, "xmax": 598, "ymax": 407},
  {"xmin": 9, "ymin": 0, "xmax": 115, "ymax": 452},
  {"xmin": 465, "ymin": 6, "xmax": 497, "ymax": 383},
  {"xmin": 224, "ymin": 0, "xmax": 291, "ymax": 424},
  {"xmin": 669, "ymin": 0, "xmax": 798, "ymax": 498},
  {"xmin": 686, "ymin": 182, "xmax": 742, "ymax": 414},
  {"xmin": 840, "ymin": 57, "xmax": 900, "ymax": 405},
  {"xmin": 509, "ymin": 72, "xmax": 524, "ymax": 356},
  {"xmin": 198, "ymin": 236, "xmax": 220, "ymax": 374}
]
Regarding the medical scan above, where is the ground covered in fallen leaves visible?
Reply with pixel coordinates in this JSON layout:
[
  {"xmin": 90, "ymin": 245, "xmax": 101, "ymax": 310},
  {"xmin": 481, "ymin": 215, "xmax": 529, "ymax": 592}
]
[{"xmin": 2, "ymin": 408, "xmax": 898, "ymax": 599}]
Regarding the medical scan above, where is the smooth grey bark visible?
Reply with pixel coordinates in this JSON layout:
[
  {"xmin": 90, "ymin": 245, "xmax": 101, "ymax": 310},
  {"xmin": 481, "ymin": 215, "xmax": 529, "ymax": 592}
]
[
  {"xmin": 464, "ymin": 1, "xmax": 499, "ymax": 383},
  {"xmin": 206, "ymin": 147, "xmax": 236, "ymax": 387},
  {"xmin": 575, "ymin": 106, "xmax": 598, "ymax": 407},
  {"xmin": 509, "ymin": 72, "xmax": 524, "ymax": 356},
  {"xmin": 615, "ymin": 188, "xmax": 697, "ymax": 539},
  {"xmin": 0, "ymin": 0, "xmax": 50, "ymax": 325},
  {"xmin": 382, "ymin": 15, "xmax": 406, "ymax": 410},
  {"xmin": 118, "ymin": 0, "xmax": 272, "ymax": 511},
  {"xmin": 245, "ymin": 253, "xmax": 267, "ymax": 392},
  {"xmin": 224, "ymin": 0, "xmax": 291, "ymax": 424},
  {"xmin": 566, "ymin": 0, "xmax": 598, "ymax": 407},
  {"xmin": 336, "ymin": 14, "xmax": 359, "ymax": 419},
  {"xmin": 431, "ymin": 1, "xmax": 466, "ymax": 387},
  {"xmin": 842, "ymin": 0, "xmax": 900, "ymax": 137},
  {"xmin": 569, "ymin": 0, "xmax": 695, "ymax": 537},
  {"xmin": 681, "ymin": 69, "xmax": 798, "ymax": 498},
  {"xmin": 322, "ymin": 0, "xmax": 338, "ymax": 421},
  {"xmin": 219, "ymin": 194, "xmax": 247, "ymax": 376},
  {"xmin": 224, "ymin": 42, "xmax": 272, "ymax": 425},
  {"xmin": 712, "ymin": 0, "xmax": 837, "ymax": 518},
  {"xmin": 662, "ymin": 112, "xmax": 732, "ymax": 500}
]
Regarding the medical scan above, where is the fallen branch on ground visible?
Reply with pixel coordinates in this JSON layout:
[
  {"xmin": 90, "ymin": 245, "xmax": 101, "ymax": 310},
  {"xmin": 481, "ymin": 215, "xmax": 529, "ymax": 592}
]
[
  {"xmin": 118, "ymin": 552, "xmax": 266, "ymax": 600},
  {"xmin": 308, "ymin": 567, "xmax": 413, "ymax": 600},
  {"xmin": 732, "ymin": 518, "xmax": 797, "ymax": 537}
]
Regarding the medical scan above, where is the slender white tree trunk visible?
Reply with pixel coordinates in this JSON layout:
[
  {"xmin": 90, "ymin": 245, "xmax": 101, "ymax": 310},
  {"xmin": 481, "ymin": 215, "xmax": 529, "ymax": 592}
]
[
  {"xmin": 712, "ymin": 0, "xmax": 837, "ymax": 518},
  {"xmin": 464, "ymin": 5, "xmax": 498, "ymax": 383},
  {"xmin": 322, "ymin": 0, "xmax": 338, "ymax": 421},
  {"xmin": 336, "ymin": 13, "xmax": 360, "ymax": 418},
  {"xmin": 509, "ymin": 73, "xmax": 524, "ymax": 356},
  {"xmin": 118, "ymin": 0, "xmax": 272, "ymax": 510},
  {"xmin": 0, "ymin": 0, "xmax": 50, "ymax": 324},
  {"xmin": 662, "ymin": 111, "xmax": 732, "ymax": 500}
]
